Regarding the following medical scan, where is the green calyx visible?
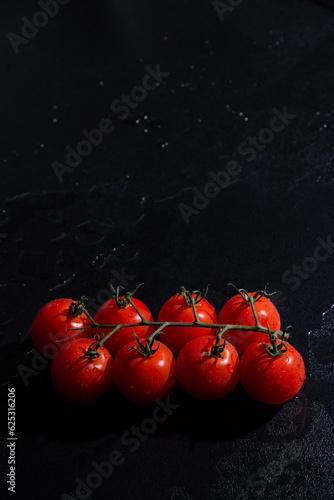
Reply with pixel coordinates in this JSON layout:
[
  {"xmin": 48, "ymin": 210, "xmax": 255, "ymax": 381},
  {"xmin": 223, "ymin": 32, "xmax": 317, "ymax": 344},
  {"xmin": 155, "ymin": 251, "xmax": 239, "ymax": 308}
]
[
  {"xmin": 261, "ymin": 328, "xmax": 290, "ymax": 357},
  {"xmin": 203, "ymin": 328, "xmax": 229, "ymax": 359},
  {"xmin": 127, "ymin": 333, "xmax": 160, "ymax": 357},
  {"xmin": 179, "ymin": 285, "xmax": 210, "ymax": 306},
  {"xmin": 228, "ymin": 283, "xmax": 276, "ymax": 304},
  {"xmin": 110, "ymin": 283, "xmax": 144, "ymax": 307},
  {"xmin": 85, "ymin": 341, "xmax": 101, "ymax": 359},
  {"xmin": 68, "ymin": 296, "xmax": 87, "ymax": 317}
]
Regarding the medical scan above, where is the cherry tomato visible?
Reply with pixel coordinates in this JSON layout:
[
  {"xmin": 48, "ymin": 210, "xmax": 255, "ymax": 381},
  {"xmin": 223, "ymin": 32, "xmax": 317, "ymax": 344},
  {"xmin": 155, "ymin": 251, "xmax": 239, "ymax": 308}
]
[
  {"xmin": 157, "ymin": 292, "xmax": 217, "ymax": 354},
  {"xmin": 51, "ymin": 338, "xmax": 113, "ymax": 402},
  {"xmin": 177, "ymin": 336, "xmax": 240, "ymax": 400},
  {"xmin": 218, "ymin": 292, "xmax": 281, "ymax": 354},
  {"xmin": 240, "ymin": 340, "xmax": 306, "ymax": 404},
  {"xmin": 93, "ymin": 297, "xmax": 155, "ymax": 358},
  {"xmin": 31, "ymin": 298, "xmax": 92, "ymax": 357},
  {"xmin": 113, "ymin": 338, "xmax": 176, "ymax": 403}
]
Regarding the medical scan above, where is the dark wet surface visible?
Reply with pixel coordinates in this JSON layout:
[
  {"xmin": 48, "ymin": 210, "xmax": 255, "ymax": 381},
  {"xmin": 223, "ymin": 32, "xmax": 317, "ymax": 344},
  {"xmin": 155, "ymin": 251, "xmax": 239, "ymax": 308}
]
[{"xmin": 1, "ymin": 0, "xmax": 334, "ymax": 499}]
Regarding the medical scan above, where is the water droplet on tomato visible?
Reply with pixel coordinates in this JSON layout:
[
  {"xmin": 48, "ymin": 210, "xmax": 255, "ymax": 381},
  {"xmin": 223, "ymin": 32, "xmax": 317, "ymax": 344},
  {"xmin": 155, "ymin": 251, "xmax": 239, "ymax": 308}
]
[{"xmin": 226, "ymin": 364, "xmax": 234, "ymax": 373}]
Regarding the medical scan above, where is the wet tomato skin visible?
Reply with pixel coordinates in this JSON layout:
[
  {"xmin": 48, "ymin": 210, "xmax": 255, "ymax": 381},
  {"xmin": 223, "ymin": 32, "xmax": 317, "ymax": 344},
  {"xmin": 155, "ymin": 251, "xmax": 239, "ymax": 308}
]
[
  {"xmin": 93, "ymin": 297, "xmax": 156, "ymax": 358},
  {"xmin": 113, "ymin": 338, "xmax": 176, "ymax": 403},
  {"xmin": 158, "ymin": 293, "xmax": 218, "ymax": 354},
  {"xmin": 31, "ymin": 298, "xmax": 92, "ymax": 357},
  {"xmin": 240, "ymin": 341, "xmax": 306, "ymax": 405},
  {"xmin": 176, "ymin": 336, "xmax": 240, "ymax": 400},
  {"xmin": 218, "ymin": 293, "xmax": 281, "ymax": 354},
  {"xmin": 51, "ymin": 338, "xmax": 113, "ymax": 402}
]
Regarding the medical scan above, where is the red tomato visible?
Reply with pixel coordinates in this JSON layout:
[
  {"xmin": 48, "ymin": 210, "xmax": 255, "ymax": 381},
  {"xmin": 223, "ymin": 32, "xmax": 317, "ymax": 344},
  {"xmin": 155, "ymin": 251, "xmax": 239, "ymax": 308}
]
[
  {"xmin": 240, "ymin": 340, "xmax": 306, "ymax": 404},
  {"xmin": 177, "ymin": 336, "xmax": 240, "ymax": 400},
  {"xmin": 51, "ymin": 338, "xmax": 113, "ymax": 402},
  {"xmin": 113, "ymin": 338, "xmax": 176, "ymax": 403},
  {"xmin": 157, "ymin": 293, "xmax": 217, "ymax": 354},
  {"xmin": 218, "ymin": 292, "xmax": 281, "ymax": 354},
  {"xmin": 93, "ymin": 297, "xmax": 155, "ymax": 358},
  {"xmin": 31, "ymin": 298, "xmax": 92, "ymax": 357}
]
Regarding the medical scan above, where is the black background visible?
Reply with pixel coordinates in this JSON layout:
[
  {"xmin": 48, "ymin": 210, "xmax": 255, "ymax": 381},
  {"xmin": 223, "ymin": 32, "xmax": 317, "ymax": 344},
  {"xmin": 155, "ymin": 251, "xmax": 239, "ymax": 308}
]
[{"xmin": 1, "ymin": 1, "xmax": 334, "ymax": 499}]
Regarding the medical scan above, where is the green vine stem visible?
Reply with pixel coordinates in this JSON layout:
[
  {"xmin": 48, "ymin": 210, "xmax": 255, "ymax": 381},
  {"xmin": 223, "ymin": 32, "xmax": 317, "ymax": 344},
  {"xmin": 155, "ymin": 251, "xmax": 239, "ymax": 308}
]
[
  {"xmin": 63, "ymin": 285, "xmax": 288, "ymax": 358},
  {"xmin": 261, "ymin": 326, "xmax": 290, "ymax": 357}
]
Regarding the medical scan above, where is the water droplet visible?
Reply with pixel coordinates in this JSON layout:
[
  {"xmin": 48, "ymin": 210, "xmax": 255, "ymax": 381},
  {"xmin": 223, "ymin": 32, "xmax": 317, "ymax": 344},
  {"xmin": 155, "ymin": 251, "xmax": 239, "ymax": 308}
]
[
  {"xmin": 226, "ymin": 364, "xmax": 234, "ymax": 373},
  {"xmin": 99, "ymin": 81, "xmax": 104, "ymax": 86}
]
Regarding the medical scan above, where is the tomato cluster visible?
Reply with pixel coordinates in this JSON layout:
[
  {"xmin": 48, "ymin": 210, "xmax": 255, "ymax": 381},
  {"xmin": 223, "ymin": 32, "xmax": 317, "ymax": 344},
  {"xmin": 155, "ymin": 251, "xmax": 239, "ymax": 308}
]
[{"xmin": 30, "ymin": 285, "xmax": 306, "ymax": 405}]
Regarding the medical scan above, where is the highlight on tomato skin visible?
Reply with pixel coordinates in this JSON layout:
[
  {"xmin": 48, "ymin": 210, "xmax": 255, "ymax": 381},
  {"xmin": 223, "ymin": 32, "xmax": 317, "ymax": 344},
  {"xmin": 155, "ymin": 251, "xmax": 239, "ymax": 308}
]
[
  {"xmin": 31, "ymin": 298, "xmax": 93, "ymax": 357},
  {"xmin": 51, "ymin": 338, "xmax": 113, "ymax": 403},
  {"xmin": 239, "ymin": 340, "xmax": 306, "ymax": 405},
  {"xmin": 93, "ymin": 297, "xmax": 156, "ymax": 358},
  {"xmin": 218, "ymin": 292, "xmax": 281, "ymax": 354},
  {"xmin": 112, "ymin": 338, "xmax": 176, "ymax": 404},
  {"xmin": 157, "ymin": 293, "xmax": 218, "ymax": 355},
  {"xmin": 176, "ymin": 335, "xmax": 240, "ymax": 400}
]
